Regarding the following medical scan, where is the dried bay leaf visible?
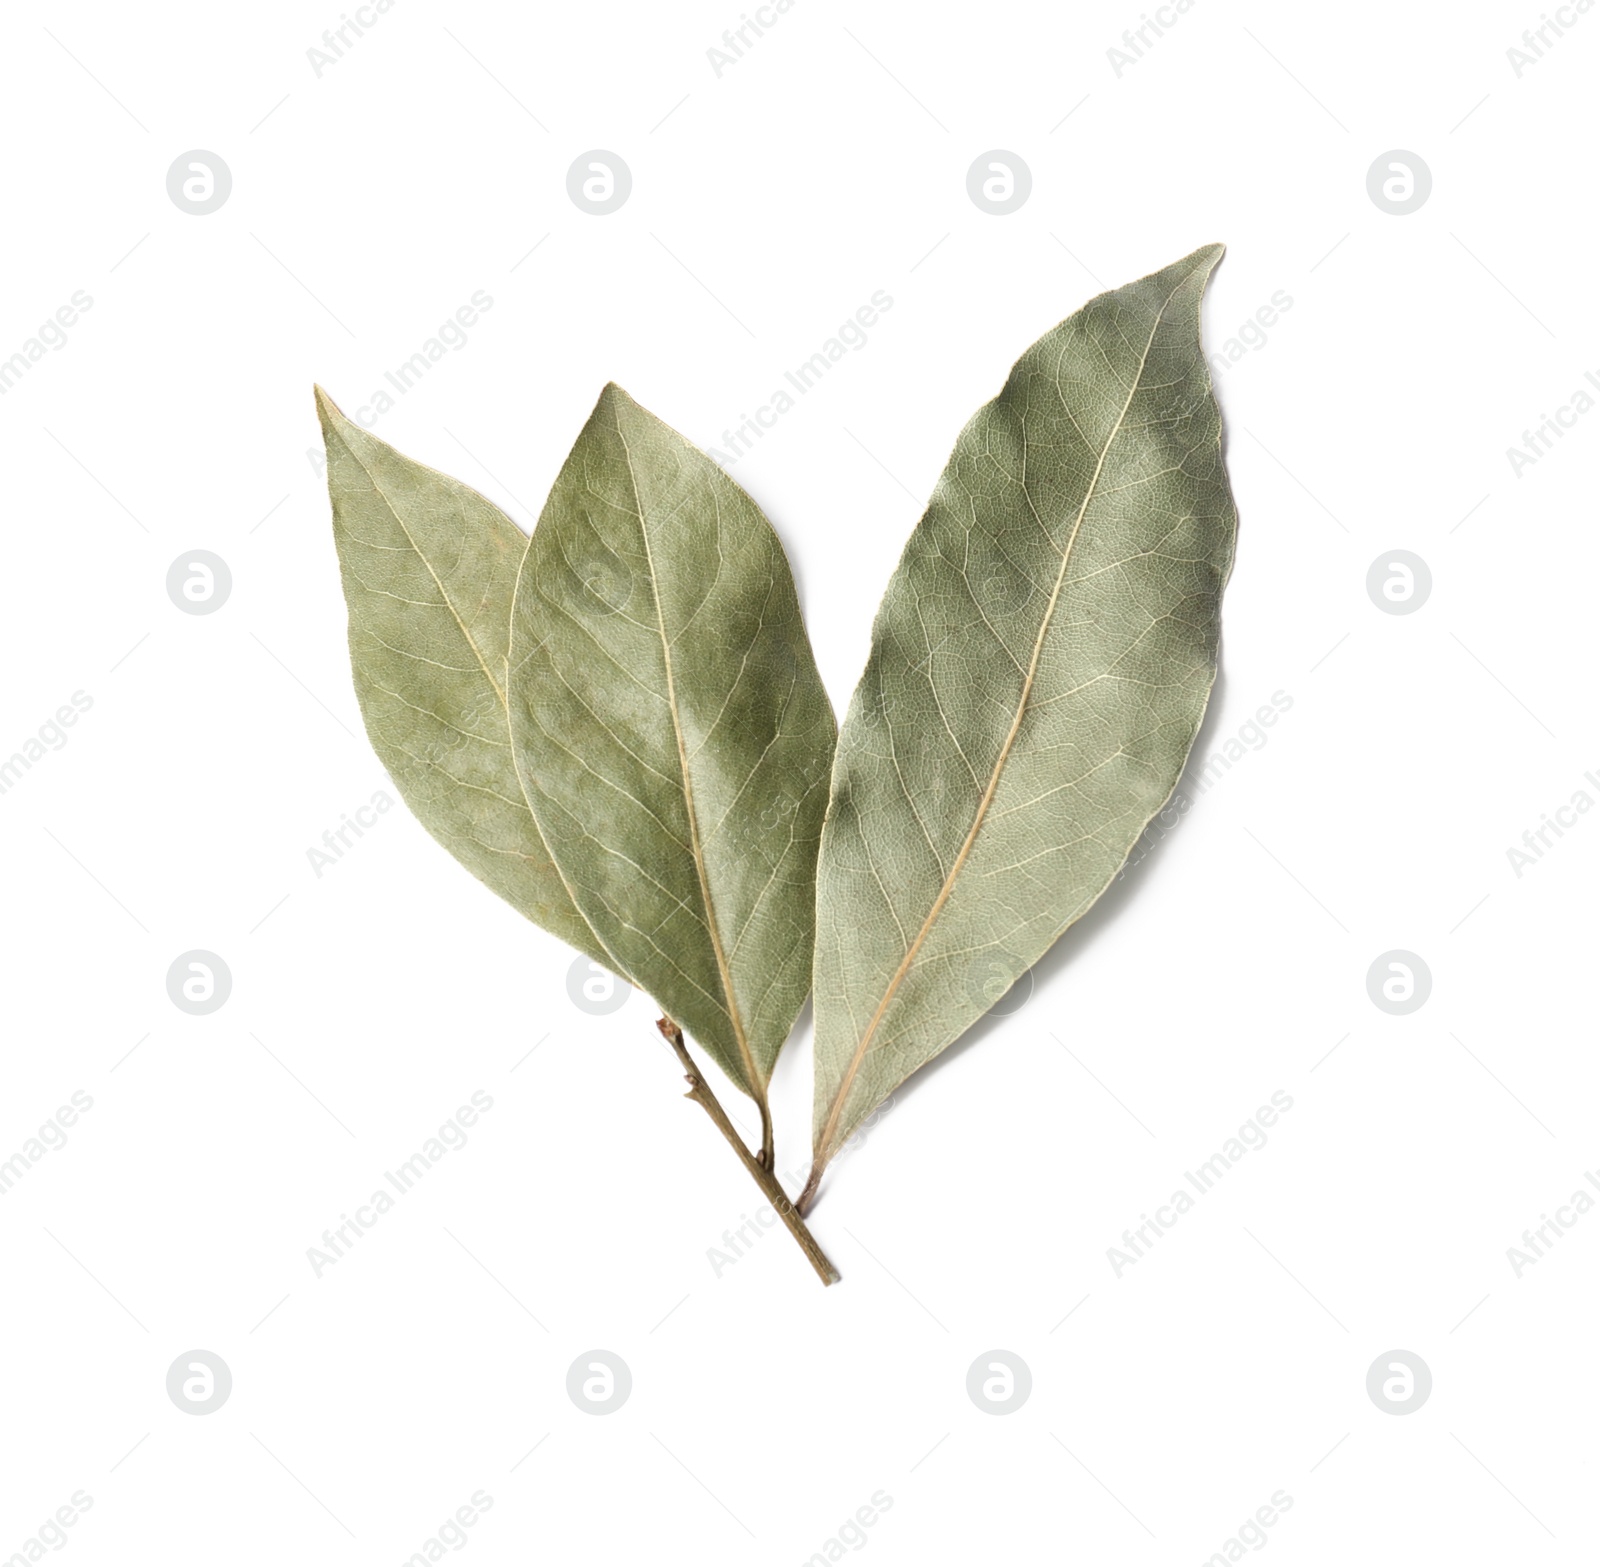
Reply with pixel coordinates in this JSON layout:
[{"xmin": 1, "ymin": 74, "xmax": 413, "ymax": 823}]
[
  {"xmin": 807, "ymin": 245, "xmax": 1238, "ymax": 1202},
  {"xmin": 316, "ymin": 388, "xmax": 614, "ymax": 968},
  {"xmin": 507, "ymin": 384, "xmax": 836, "ymax": 1140}
]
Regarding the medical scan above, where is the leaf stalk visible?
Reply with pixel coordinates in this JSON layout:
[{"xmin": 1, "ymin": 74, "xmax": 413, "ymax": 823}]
[{"xmin": 656, "ymin": 1018, "xmax": 838, "ymax": 1286}]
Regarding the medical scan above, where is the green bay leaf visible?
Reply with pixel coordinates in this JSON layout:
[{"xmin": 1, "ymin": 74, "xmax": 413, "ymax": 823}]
[
  {"xmin": 507, "ymin": 384, "xmax": 836, "ymax": 1118},
  {"xmin": 808, "ymin": 245, "xmax": 1238, "ymax": 1193},
  {"xmin": 316, "ymin": 388, "xmax": 612, "ymax": 968}
]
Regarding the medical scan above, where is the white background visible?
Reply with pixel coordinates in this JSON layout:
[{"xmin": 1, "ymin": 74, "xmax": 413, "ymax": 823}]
[{"xmin": 1, "ymin": 0, "xmax": 1595, "ymax": 1561}]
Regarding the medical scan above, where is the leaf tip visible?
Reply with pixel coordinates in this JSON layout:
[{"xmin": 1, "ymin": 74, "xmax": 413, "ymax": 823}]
[
  {"xmin": 596, "ymin": 380, "xmax": 639, "ymax": 416},
  {"xmin": 313, "ymin": 383, "xmax": 346, "ymax": 429}
]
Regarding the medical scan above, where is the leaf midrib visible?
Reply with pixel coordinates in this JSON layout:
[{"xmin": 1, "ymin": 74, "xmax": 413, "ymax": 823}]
[
  {"xmin": 815, "ymin": 272, "xmax": 1190, "ymax": 1163},
  {"xmin": 615, "ymin": 416, "xmax": 765, "ymax": 1099}
]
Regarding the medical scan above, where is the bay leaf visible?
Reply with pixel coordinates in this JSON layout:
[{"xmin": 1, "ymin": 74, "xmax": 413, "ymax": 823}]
[
  {"xmin": 506, "ymin": 385, "xmax": 836, "ymax": 1136},
  {"xmin": 807, "ymin": 245, "xmax": 1238, "ymax": 1200},
  {"xmin": 316, "ymin": 388, "xmax": 613, "ymax": 969}
]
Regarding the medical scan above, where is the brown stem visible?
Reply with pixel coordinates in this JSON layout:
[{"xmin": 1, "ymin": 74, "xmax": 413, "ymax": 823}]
[{"xmin": 656, "ymin": 1018, "xmax": 839, "ymax": 1286}]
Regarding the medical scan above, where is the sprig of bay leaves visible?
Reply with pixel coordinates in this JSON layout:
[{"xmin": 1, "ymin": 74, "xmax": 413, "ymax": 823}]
[
  {"xmin": 318, "ymin": 381, "xmax": 841, "ymax": 1282},
  {"xmin": 317, "ymin": 243, "xmax": 1238, "ymax": 1286}
]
